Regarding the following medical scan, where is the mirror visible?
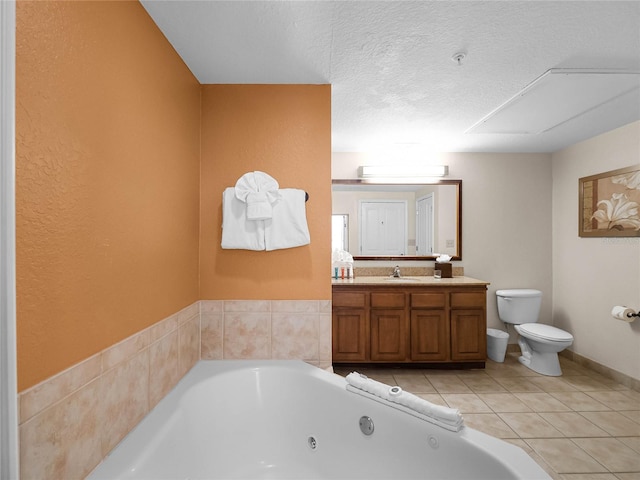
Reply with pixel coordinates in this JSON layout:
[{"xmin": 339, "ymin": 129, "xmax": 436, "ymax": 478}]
[{"xmin": 331, "ymin": 179, "xmax": 461, "ymax": 261}]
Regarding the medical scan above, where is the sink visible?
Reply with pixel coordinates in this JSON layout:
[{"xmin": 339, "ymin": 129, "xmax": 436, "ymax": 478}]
[{"xmin": 383, "ymin": 276, "xmax": 423, "ymax": 282}]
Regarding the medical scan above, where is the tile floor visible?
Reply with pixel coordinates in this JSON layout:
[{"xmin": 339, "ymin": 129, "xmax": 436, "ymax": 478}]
[{"xmin": 335, "ymin": 353, "xmax": 640, "ymax": 480}]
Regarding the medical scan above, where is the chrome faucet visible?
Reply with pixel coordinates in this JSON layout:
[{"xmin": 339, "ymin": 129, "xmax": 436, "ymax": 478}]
[{"xmin": 392, "ymin": 265, "xmax": 401, "ymax": 278}]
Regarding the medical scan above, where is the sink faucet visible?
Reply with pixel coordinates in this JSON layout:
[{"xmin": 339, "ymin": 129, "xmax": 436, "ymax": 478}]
[{"xmin": 392, "ymin": 265, "xmax": 401, "ymax": 278}]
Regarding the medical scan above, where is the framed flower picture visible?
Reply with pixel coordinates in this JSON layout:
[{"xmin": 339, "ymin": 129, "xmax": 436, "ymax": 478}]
[{"xmin": 579, "ymin": 164, "xmax": 640, "ymax": 237}]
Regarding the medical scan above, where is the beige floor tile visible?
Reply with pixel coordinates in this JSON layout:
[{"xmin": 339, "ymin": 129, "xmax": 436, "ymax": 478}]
[
  {"xmin": 463, "ymin": 413, "xmax": 519, "ymax": 438},
  {"xmin": 440, "ymin": 393, "xmax": 492, "ymax": 413},
  {"xmin": 573, "ymin": 437, "xmax": 640, "ymax": 472},
  {"xmin": 529, "ymin": 376, "xmax": 580, "ymax": 392},
  {"xmin": 618, "ymin": 437, "xmax": 640, "ymax": 454},
  {"xmin": 539, "ymin": 412, "xmax": 609, "ymax": 437},
  {"xmin": 393, "ymin": 375, "xmax": 437, "ymax": 393},
  {"xmin": 560, "ymin": 365, "xmax": 603, "ymax": 378},
  {"xmin": 563, "ymin": 376, "xmax": 616, "ymax": 391},
  {"xmin": 455, "ymin": 369, "xmax": 491, "ymax": 378},
  {"xmin": 560, "ymin": 474, "xmax": 618, "ymax": 479},
  {"xmin": 615, "ymin": 473, "xmax": 640, "ymax": 480},
  {"xmin": 549, "ymin": 391, "xmax": 611, "ymax": 412},
  {"xmin": 484, "ymin": 366, "xmax": 530, "ymax": 378},
  {"xmin": 495, "ymin": 376, "xmax": 545, "ymax": 392},
  {"xmin": 620, "ymin": 411, "xmax": 640, "ymax": 423},
  {"xmin": 514, "ymin": 392, "xmax": 573, "ymax": 412},
  {"xmin": 525, "ymin": 438, "xmax": 608, "ymax": 474},
  {"xmin": 586, "ymin": 391, "xmax": 640, "ymax": 411},
  {"xmin": 460, "ymin": 376, "xmax": 508, "ymax": 393},
  {"xmin": 580, "ymin": 411, "xmax": 640, "ymax": 436},
  {"xmin": 415, "ymin": 393, "xmax": 448, "ymax": 407},
  {"xmin": 426, "ymin": 375, "xmax": 473, "ymax": 393},
  {"xmin": 499, "ymin": 412, "xmax": 564, "ymax": 438},
  {"xmin": 620, "ymin": 389, "xmax": 640, "ymax": 402},
  {"xmin": 478, "ymin": 393, "xmax": 533, "ymax": 412},
  {"xmin": 584, "ymin": 373, "xmax": 629, "ymax": 390}
]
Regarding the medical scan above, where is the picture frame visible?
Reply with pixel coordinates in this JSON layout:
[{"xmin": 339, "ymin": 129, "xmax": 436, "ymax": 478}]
[{"xmin": 578, "ymin": 164, "xmax": 640, "ymax": 237}]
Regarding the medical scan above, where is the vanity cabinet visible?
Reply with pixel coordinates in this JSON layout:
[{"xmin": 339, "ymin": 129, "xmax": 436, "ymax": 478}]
[
  {"xmin": 332, "ymin": 280, "xmax": 488, "ymax": 368},
  {"xmin": 450, "ymin": 292, "xmax": 487, "ymax": 361},
  {"xmin": 370, "ymin": 292, "xmax": 407, "ymax": 361},
  {"xmin": 332, "ymin": 292, "xmax": 367, "ymax": 361}
]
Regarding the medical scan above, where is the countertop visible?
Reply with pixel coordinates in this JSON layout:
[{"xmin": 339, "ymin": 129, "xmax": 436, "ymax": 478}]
[{"xmin": 331, "ymin": 276, "xmax": 490, "ymax": 286}]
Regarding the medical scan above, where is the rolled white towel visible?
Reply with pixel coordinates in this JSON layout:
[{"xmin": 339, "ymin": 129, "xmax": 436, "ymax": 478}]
[
  {"xmin": 346, "ymin": 371, "xmax": 463, "ymax": 428},
  {"xmin": 390, "ymin": 390, "xmax": 462, "ymax": 425},
  {"xmin": 345, "ymin": 372, "xmax": 392, "ymax": 401}
]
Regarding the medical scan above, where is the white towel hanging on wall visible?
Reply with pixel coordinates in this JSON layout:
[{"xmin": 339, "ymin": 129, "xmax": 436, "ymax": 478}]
[
  {"xmin": 221, "ymin": 187, "xmax": 266, "ymax": 250},
  {"xmin": 265, "ymin": 188, "xmax": 310, "ymax": 251}
]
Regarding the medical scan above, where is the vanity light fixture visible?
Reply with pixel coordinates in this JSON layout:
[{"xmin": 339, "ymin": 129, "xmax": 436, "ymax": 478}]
[{"xmin": 358, "ymin": 165, "xmax": 449, "ymax": 179}]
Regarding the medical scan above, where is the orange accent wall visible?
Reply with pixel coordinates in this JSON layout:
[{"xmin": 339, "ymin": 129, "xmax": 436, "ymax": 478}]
[
  {"xmin": 15, "ymin": 1, "xmax": 201, "ymax": 391},
  {"xmin": 199, "ymin": 85, "xmax": 332, "ymax": 300}
]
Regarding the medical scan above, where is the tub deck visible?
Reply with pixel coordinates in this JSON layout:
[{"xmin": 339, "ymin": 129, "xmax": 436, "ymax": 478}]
[{"xmin": 88, "ymin": 360, "xmax": 550, "ymax": 479}]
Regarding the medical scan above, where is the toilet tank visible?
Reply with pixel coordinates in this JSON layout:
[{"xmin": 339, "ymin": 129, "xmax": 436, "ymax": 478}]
[{"xmin": 496, "ymin": 289, "xmax": 542, "ymax": 325}]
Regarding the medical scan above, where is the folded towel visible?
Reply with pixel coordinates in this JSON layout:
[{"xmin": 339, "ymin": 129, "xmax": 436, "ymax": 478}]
[
  {"xmin": 264, "ymin": 188, "xmax": 310, "ymax": 251},
  {"xmin": 245, "ymin": 192, "xmax": 273, "ymax": 220},
  {"xmin": 235, "ymin": 171, "xmax": 280, "ymax": 220},
  {"xmin": 345, "ymin": 372, "xmax": 464, "ymax": 432},
  {"xmin": 221, "ymin": 187, "xmax": 265, "ymax": 250}
]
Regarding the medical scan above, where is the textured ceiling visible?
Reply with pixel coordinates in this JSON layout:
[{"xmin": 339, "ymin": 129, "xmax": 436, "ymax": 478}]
[{"xmin": 141, "ymin": 1, "xmax": 640, "ymax": 153}]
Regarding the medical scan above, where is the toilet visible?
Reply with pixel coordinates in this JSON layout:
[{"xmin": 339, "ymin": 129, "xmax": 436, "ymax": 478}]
[{"xmin": 496, "ymin": 289, "xmax": 573, "ymax": 376}]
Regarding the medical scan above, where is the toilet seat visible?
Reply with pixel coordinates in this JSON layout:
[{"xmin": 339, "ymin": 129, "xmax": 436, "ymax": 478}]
[{"xmin": 517, "ymin": 323, "xmax": 573, "ymax": 342}]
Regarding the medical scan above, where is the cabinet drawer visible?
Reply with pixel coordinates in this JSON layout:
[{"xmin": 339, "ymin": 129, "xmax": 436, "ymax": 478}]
[
  {"xmin": 371, "ymin": 293, "xmax": 405, "ymax": 308},
  {"xmin": 411, "ymin": 293, "xmax": 446, "ymax": 308},
  {"xmin": 450, "ymin": 292, "xmax": 486, "ymax": 308},
  {"xmin": 333, "ymin": 292, "xmax": 366, "ymax": 308}
]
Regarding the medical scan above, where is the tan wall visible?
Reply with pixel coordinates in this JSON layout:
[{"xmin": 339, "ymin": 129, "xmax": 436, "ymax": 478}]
[
  {"xmin": 199, "ymin": 85, "xmax": 332, "ymax": 300},
  {"xmin": 15, "ymin": 0, "xmax": 201, "ymax": 391},
  {"xmin": 552, "ymin": 121, "xmax": 640, "ymax": 381}
]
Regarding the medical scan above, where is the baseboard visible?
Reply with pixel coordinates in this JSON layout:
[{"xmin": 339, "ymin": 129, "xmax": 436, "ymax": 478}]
[
  {"xmin": 559, "ymin": 349, "xmax": 640, "ymax": 392},
  {"xmin": 506, "ymin": 344, "xmax": 639, "ymax": 391}
]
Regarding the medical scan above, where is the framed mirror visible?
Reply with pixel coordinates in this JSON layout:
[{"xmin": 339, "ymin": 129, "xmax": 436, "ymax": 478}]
[{"xmin": 331, "ymin": 179, "xmax": 462, "ymax": 261}]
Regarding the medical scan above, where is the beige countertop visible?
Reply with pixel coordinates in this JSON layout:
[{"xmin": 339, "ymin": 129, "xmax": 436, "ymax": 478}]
[{"xmin": 331, "ymin": 275, "xmax": 490, "ymax": 286}]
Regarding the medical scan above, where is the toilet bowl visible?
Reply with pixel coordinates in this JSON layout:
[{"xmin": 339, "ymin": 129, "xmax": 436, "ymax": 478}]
[{"xmin": 496, "ymin": 289, "xmax": 574, "ymax": 376}]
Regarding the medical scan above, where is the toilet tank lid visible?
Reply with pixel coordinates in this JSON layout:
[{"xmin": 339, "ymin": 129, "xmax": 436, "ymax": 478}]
[{"xmin": 496, "ymin": 289, "xmax": 542, "ymax": 298}]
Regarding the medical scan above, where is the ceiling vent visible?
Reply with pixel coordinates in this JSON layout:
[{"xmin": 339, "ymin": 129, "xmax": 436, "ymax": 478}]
[{"xmin": 466, "ymin": 68, "xmax": 640, "ymax": 135}]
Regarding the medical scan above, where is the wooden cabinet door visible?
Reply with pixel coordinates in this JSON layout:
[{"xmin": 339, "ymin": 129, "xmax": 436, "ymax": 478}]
[
  {"xmin": 450, "ymin": 309, "xmax": 486, "ymax": 360},
  {"xmin": 332, "ymin": 309, "xmax": 367, "ymax": 361},
  {"xmin": 410, "ymin": 310, "xmax": 449, "ymax": 361},
  {"xmin": 370, "ymin": 309, "xmax": 407, "ymax": 361}
]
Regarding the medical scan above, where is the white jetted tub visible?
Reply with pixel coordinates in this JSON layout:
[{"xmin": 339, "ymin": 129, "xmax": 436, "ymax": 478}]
[{"xmin": 88, "ymin": 361, "xmax": 550, "ymax": 479}]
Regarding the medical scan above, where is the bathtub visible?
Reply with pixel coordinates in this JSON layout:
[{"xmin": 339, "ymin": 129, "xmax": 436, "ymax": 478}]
[{"xmin": 88, "ymin": 360, "xmax": 550, "ymax": 479}]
